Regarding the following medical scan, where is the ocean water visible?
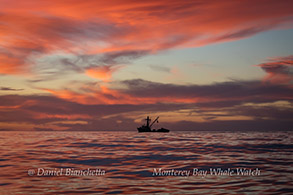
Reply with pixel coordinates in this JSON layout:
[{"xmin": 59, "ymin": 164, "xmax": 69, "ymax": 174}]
[{"xmin": 0, "ymin": 131, "xmax": 292, "ymax": 194}]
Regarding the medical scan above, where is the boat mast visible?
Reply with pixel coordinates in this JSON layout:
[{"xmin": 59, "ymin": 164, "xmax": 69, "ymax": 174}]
[
  {"xmin": 150, "ymin": 116, "xmax": 159, "ymax": 128},
  {"xmin": 146, "ymin": 116, "xmax": 151, "ymax": 128}
]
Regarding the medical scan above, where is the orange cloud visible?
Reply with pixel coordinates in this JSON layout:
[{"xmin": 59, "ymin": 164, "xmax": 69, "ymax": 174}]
[
  {"xmin": 0, "ymin": 0, "xmax": 292, "ymax": 76},
  {"xmin": 85, "ymin": 65, "xmax": 122, "ymax": 82},
  {"xmin": 46, "ymin": 80, "xmax": 273, "ymax": 106},
  {"xmin": 44, "ymin": 84, "xmax": 200, "ymax": 105},
  {"xmin": 47, "ymin": 76, "xmax": 292, "ymax": 105},
  {"xmin": 1, "ymin": 79, "xmax": 292, "ymax": 131},
  {"xmin": 34, "ymin": 113, "xmax": 91, "ymax": 120},
  {"xmin": 0, "ymin": 54, "xmax": 24, "ymax": 74},
  {"xmin": 44, "ymin": 80, "xmax": 293, "ymax": 108}
]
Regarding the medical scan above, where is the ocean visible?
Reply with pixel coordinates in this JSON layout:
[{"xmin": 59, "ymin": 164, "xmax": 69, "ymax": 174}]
[{"xmin": 0, "ymin": 131, "xmax": 292, "ymax": 194}]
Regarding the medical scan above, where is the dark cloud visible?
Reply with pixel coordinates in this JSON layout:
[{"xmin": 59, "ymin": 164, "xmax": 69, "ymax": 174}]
[
  {"xmin": 232, "ymin": 104, "xmax": 293, "ymax": 120},
  {"xmin": 0, "ymin": 94, "xmax": 187, "ymax": 123},
  {"xmin": 0, "ymin": 78, "xmax": 292, "ymax": 131},
  {"xmin": 257, "ymin": 55, "xmax": 293, "ymax": 84},
  {"xmin": 120, "ymin": 79, "xmax": 293, "ymax": 102},
  {"xmin": 0, "ymin": 87, "xmax": 23, "ymax": 91},
  {"xmin": 259, "ymin": 56, "xmax": 293, "ymax": 73},
  {"xmin": 164, "ymin": 120, "xmax": 293, "ymax": 131},
  {"xmin": 58, "ymin": 58, "xmax": 83, "ymax": 72},
  {"xmin": 99, "ymin": 50, "xmax": 150, "ymax": 65}
]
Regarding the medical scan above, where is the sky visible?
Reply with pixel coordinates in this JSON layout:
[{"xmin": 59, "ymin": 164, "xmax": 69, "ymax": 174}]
[{"xmin": 0, "ymin": 0, "xmax": 292, "ymax": 131}]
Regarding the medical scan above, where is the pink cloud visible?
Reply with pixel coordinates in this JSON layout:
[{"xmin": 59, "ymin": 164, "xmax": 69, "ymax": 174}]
[
  {"xmin": 0, "ymin": 0, "xmax": 292, "ymax": 75},
  {"xmin": 257, "ymin": 55, "xmax": 293, "ymax": 85}
]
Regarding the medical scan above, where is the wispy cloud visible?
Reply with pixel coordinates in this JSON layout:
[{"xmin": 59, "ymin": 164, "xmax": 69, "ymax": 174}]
[
  {"xmin": 0, "ymin": 80, "xmax": 292, "ymax": 131},
  {"xmin": 0, "ymin": 0, "xmax": 292, "ymax": 77},
  {"xmin": 0, "ymin": 87, "xmax": 23, "ymax": 91},
  {"xmin": 257, "ymin": 55, "xmax": 293, "ymax": 85},
  {"xmin": 41, "ymin": 78, "xmax": 293, "ymax": 108},
  {"xmin": 0, "ymin": 1, "xmax": 293, "ymax": 131}
]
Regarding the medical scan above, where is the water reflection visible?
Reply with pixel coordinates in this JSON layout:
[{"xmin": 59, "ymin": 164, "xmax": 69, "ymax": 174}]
[{"xmin": 0, "ymin": 131, "xmax": 292, "ymax": 194}]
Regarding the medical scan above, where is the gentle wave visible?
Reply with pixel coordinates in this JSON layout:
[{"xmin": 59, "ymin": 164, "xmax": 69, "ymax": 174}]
[{"xmin": 0, "ymin": 131, "xmax": 292, "ymax": 194}]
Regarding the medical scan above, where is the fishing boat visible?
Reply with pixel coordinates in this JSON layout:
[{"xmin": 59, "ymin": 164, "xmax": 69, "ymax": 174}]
[{"xmin": 137, "ymin": 116, "xmax": 170, "ymax": 133}]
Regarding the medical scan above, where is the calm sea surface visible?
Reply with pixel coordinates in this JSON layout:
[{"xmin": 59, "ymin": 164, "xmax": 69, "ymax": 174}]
[{"xmin": 0, "ymin": 131, "xmax": 292, "ymax": 194}]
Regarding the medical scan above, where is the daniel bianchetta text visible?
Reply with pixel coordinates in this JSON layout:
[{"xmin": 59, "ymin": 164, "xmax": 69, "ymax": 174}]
[
  {"xmin": 152, "ymin": 168, "xmax": 261, "ymax": 178},
  {"xmin": 28, "ymin": 168, "xmax": 106, "ymax": 176}
]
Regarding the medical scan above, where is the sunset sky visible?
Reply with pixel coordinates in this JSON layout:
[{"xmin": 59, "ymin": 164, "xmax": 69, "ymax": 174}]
[{"xmin": 0, "ymin": 0, "xmax": 292, "ymax": 131}]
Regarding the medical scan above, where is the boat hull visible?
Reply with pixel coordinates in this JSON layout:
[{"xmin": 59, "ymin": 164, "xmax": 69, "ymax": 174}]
[{"xmin": 137, "ymin": 127, "xmax": 169, "ymax": 133}]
